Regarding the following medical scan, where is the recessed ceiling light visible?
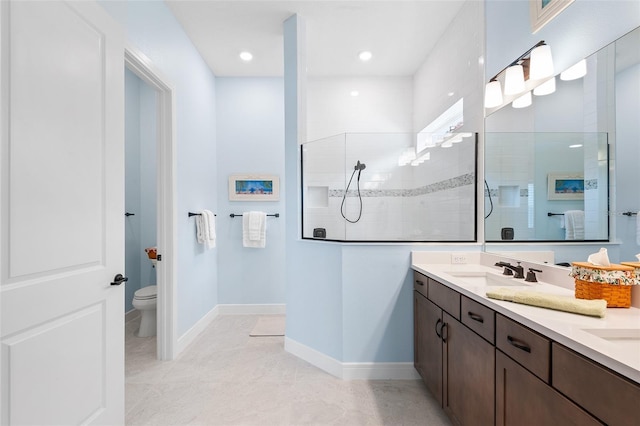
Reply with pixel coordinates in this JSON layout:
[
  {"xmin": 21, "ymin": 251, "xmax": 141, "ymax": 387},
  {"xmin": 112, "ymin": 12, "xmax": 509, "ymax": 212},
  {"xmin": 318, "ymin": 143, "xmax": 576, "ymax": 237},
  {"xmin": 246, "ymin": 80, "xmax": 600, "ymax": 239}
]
[
  {"xmin": 350, "ymin": 90, "xmax": 359, "ymax": 97},
  {"xmin": 358, "ymin": 51, "xmax": 373, "ymax": 62},
  {"xmin": 239, "ymin": 51, "xmax": 253, "ymax": 62}
]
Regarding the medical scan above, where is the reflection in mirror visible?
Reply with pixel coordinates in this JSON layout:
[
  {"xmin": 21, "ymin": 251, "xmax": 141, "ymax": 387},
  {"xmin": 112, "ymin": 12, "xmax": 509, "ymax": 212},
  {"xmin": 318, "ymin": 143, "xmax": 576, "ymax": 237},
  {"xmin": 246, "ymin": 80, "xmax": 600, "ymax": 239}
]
[
  {"xmin": 301, "ymin": 132, "xmax": 477, "ymax": 242},
  {"xmin": 484, "ymin": 132, "xmax": 608, "ymax": 241},
  {"xmin": 482, "ymin": 28, "xmax": 640, "ymax": 243}
]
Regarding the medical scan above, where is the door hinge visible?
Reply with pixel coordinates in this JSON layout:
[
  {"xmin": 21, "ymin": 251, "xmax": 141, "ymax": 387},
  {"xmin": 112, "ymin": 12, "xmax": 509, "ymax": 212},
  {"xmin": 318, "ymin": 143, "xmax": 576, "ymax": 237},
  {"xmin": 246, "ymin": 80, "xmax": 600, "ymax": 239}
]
[{"xmin": 157, "ymin": 254, "xmax": 162, "ymax": 261}]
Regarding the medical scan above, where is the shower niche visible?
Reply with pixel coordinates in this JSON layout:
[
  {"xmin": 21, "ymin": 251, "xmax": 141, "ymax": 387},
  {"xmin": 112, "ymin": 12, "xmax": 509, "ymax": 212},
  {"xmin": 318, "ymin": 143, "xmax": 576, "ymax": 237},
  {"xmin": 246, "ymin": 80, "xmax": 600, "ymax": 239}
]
[{"xmin": 301, "ymin": 132, "xmax": 478, "ymax": 242}]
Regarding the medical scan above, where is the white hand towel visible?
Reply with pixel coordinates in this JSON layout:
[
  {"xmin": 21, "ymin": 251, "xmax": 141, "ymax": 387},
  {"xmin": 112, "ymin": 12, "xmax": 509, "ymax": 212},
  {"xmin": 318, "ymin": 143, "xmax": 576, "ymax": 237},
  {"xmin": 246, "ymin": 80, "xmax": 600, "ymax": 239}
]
[
  {"xmin": 587, "ymin": 248, "xmax": 610, "ymax": 266},
  {"xmin": 564, "ymin": 210, "xmax": 584, "ymax": 240},
  {"xmin": 195, "ymin": 210, "xmax": 216, "ymax": 249},
  {"xmin": 243, "ymin": 211, "xmax": 266, "ymax": 248}
]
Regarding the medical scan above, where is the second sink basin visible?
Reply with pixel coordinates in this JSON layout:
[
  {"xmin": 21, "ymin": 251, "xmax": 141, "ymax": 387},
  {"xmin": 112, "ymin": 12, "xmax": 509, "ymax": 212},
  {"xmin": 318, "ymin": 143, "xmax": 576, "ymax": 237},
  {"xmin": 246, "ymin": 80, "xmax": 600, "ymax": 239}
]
[{"xmin": 445, "ymin": 271, "xmax": 529, "ymax": 287}]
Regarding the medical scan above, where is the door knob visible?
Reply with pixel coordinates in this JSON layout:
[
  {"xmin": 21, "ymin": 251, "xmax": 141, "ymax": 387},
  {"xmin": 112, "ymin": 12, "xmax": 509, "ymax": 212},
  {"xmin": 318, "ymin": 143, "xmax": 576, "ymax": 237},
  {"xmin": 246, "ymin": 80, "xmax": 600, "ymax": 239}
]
[{"xmin": 111, "ymin": 274, "xmax": 128, "ymax": 286}]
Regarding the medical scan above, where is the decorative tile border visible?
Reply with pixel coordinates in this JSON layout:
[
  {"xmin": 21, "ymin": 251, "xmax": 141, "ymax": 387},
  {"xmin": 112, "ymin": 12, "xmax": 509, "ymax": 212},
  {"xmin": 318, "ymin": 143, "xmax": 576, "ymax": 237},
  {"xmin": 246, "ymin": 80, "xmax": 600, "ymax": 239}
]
[
  {"xmin": 585, "ymin": 179, "xmax": 598, "ymax": 190},
  {"xmin": 329, "ymin": 173, "xmax": 475, "ymax": 198}
]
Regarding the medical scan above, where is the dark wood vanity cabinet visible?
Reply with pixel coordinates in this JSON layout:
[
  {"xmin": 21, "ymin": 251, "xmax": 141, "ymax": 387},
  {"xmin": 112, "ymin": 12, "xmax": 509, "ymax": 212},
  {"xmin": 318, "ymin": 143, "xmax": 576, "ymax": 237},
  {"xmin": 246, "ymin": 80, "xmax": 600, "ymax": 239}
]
[
  {"xmin": 414, "ymin": 291, "xmax": 443, "ymax": 405},
  {"xmin": 413, "ymin": 269, "xmax": 640, "ymax": 426},
  {"xmin": 413, "ymin": 272, "xmax": 494, "ymax": 425},
  {"xmin": 495, "ymin": 350, "xmax": 600, "ymax": 426}
]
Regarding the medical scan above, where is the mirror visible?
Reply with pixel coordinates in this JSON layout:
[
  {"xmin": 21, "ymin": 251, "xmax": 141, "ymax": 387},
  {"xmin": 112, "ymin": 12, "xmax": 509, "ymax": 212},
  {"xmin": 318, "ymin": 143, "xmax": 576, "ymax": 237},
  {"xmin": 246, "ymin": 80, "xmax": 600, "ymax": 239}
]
[{"xmin": 484, "ymin": 26, "xmax": 640, "ymax": 242}]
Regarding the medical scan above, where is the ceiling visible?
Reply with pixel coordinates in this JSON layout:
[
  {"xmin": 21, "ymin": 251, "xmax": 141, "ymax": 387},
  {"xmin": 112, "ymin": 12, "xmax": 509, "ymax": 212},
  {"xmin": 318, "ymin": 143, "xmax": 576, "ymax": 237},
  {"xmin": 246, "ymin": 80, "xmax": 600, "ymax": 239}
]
[{"xmin": 165, "ymin": 0, "xmax": 466, "ymax": 77}]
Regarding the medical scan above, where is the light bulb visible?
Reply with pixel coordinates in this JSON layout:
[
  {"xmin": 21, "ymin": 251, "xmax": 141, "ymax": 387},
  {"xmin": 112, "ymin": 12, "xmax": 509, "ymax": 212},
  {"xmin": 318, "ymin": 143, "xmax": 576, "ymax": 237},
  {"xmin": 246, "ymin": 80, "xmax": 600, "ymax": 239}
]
[
  {"xmin": 512, "ymin": 91, "xmax": 532, "ymax": 108},
  {"xmin": 504, "ymin": 64, "xmax": 526, "ymax": 95},
  {"xmin": 533, "ymin": 77, "xmax": 556, "ymax": 96},
  {"xmin": 484, "ymin": 80, "xmax": 503, "ymax": 108},
  {"xmin": 561, "ymin": 59, "xmax": 587, "ymax": 81},
  {"xmin": 530, "ymin": 44, "xmax": 554, "ymax": 80}
]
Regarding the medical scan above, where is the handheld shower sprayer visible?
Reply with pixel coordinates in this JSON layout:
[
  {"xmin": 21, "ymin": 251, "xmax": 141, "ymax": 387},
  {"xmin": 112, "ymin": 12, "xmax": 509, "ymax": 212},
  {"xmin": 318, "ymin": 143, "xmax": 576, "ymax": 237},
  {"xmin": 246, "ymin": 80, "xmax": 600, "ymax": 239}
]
[{"xmin": 341, "ymin": 160, "xmax": 366, "ymax": 223}]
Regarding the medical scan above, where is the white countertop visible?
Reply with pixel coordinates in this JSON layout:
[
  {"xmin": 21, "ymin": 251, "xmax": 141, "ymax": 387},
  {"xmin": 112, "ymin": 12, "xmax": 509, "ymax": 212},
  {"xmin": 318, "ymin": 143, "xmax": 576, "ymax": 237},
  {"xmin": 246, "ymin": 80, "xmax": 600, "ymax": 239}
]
[{"xmin": 412, "ymin": 255, "xmax": 640, "ymax": 384}]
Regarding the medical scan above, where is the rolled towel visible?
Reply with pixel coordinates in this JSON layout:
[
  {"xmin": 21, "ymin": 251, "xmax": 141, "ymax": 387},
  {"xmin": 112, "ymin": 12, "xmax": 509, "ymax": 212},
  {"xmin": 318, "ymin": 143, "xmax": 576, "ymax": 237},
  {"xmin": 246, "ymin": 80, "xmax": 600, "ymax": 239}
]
[{"xmin": 486, "ymin": 287, "xmax": 607, "ymax": 318}]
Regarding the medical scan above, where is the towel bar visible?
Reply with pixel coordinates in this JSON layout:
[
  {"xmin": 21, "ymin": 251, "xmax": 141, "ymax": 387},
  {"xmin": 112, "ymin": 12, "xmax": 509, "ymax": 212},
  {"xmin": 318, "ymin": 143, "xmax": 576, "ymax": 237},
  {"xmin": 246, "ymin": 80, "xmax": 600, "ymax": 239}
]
[
  {"xmin": 188, "ymin": 212, "xmax": 216, "ymax": 217},
  {"xmin": 230, "ymin": 213, "xmax": 279, "ymax": 218},
  {"xmin": 547, "ymin": 212, "xmax": 564, "ymax": 216}
]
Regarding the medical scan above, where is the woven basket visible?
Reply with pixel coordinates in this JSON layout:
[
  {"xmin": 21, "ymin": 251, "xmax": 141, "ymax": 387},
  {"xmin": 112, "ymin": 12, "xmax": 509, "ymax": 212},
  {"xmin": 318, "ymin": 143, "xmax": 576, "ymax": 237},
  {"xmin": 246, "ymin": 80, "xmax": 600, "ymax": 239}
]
[{"xmin": 571, "ymin": 262, "xmax": 635, "ymax": 308}]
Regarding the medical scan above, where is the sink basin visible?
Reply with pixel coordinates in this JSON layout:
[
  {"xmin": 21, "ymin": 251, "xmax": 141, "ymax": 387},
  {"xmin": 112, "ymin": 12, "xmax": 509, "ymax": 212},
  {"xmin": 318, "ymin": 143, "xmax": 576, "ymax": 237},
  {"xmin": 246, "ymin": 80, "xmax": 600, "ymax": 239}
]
[
  {"xmin": 582, "ymin": 328, "xmax": 640, "ymax": 352},
  {"xmin": 445, "ymin": 271, "xmax": 527, "ymax": 287}
]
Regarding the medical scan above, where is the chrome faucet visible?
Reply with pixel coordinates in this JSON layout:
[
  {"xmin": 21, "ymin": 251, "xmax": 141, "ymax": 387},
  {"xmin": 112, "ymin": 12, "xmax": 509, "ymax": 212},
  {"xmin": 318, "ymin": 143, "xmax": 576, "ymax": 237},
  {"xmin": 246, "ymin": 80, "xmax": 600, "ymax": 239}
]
[{"xmin": 494, "ymin": 261, "xmax": 525, "ymax": 279}]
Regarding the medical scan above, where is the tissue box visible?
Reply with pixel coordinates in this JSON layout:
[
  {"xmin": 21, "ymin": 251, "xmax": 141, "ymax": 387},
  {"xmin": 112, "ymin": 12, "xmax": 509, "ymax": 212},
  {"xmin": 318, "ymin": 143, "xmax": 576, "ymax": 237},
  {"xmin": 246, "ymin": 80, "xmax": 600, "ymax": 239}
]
[{"xmin": 570, "ymin": 262, "xmax": 635, "ymax": 308}]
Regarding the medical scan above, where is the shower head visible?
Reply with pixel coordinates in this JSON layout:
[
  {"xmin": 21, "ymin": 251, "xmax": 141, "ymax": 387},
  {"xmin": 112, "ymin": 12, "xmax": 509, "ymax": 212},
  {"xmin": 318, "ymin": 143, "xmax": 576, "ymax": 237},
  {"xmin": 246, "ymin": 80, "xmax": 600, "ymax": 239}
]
[{"xmin": 354, "ymin": 160, "xmax": 366, "ymax": 171}]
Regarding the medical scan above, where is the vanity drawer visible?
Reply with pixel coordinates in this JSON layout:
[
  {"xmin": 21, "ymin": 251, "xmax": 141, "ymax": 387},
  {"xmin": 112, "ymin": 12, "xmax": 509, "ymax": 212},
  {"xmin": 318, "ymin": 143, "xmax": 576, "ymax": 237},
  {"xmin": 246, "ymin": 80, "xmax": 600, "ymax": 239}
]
[
  {"xmin": 552, "ymin": 343, "xmax": 640, "ymax": 425},
  {"xmin": 461, "ymin": 296, "xmax": 495, "ymax": 344},
  {"xmin": 496, "ymin": 314, "xmax": 550, "ymax": 383},
  {"xmin": 413, "ymin": 271, "xmax": 428, "ymax": 298},
  {"xmin": 428, "ymin": 278, "xmax": 460, "ymax": 319}
]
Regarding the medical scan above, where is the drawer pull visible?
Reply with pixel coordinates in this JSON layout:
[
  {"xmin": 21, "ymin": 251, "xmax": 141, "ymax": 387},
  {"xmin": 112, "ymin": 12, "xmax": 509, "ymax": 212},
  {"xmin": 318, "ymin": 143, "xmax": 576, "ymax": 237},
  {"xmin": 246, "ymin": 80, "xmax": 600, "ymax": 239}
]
[
  {"xmin": 435, "ymin": 318, "xmax": 442, "ymax": 338},
  {"xmin": 416, "ymin": 280, "xmax": 425, "ymax": 286},
  {"xmin": 507, "ymin": 335, "xmax": 531, "ymax": 353},
  {"xmin": 467, "ymin": 311, "xmax": 484, "ymax": 323}
]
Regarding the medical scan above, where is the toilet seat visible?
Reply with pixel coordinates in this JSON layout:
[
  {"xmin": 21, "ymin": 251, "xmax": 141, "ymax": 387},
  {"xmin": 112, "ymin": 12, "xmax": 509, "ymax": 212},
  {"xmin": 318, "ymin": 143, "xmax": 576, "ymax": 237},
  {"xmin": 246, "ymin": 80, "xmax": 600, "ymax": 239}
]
[{"xmin": 134, "ymin": 285, "xmax": 157, "ymax": 300}]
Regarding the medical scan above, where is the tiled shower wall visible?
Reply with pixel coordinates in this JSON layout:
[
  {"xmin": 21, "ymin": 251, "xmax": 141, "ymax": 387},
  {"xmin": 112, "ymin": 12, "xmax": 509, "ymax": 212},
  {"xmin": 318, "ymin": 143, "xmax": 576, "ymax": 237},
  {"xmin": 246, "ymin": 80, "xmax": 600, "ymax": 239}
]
[{"xmin": 303, "ymin": 133, "xmax": 476, "ymax": 241}]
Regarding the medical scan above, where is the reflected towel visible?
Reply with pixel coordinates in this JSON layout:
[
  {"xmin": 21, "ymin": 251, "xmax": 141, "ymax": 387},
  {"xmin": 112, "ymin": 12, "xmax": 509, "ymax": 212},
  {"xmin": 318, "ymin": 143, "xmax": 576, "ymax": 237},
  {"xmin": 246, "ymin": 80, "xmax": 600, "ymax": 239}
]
[
  {"xmin": 243, "ymin": 211, "xmax": 266, "ymax": 248},
  {"xmin": 565, "ymin": 210, "xmax": 585, "ymax": 240},
  {"xmin": 486, "ymin": 288, "xmax": 606, "ymax": 318},
  {"xmin": 196, "ymin": 210, "xmax": 216, "ymax": 249}
]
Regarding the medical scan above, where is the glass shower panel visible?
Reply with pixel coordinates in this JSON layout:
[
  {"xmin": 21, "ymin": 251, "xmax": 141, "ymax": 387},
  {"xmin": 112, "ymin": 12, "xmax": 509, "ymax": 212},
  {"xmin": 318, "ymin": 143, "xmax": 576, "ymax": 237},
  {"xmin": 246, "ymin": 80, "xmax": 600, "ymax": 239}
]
[{"xmin": 302, "ymin": 132, "xmax": 477, "ymax": 242}]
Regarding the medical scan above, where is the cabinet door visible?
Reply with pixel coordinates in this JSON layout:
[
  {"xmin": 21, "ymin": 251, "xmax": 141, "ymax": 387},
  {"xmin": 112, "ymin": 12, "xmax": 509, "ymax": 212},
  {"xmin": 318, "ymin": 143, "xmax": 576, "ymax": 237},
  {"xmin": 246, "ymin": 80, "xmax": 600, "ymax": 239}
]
[
  {"xmin": 443, "ymin": 313, "xmax": 495, "ymax": 426},
  {"xmin": 414, "ymin": 291, "xmax": 443, "ymax": 405},
  {"xmin": 496, "ymin": 351, "xmax": 600, "ymax": 426}
]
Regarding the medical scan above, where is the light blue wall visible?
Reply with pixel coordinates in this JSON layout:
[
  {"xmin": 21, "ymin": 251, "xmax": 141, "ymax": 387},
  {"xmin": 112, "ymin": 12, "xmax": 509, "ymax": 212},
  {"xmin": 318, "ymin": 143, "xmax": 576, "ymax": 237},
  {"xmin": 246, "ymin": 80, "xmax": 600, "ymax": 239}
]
[
  {"xmin": 100, "ymin": 0, "xmax": 218, "ymax": 336},
  {"xmin": 215, "ymin": 78, "xmax": 286, "ymax": 304},
  {"xmin": 124, "ymin": 69, "xmax": 157, "ymax": 313}
]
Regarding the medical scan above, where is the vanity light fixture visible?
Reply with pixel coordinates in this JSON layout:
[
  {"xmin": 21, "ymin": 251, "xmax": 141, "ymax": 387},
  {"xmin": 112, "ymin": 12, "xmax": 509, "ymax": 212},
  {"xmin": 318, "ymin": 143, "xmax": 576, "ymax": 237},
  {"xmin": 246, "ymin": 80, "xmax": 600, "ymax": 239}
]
[
  {"xmin": 239, "ymin": 51, "xmax": 253, "ymax": 62},
  {"xmin": 358, "ymin": 51, "xmax": 373, "ymax": 62},
  {"xmin": 484, "ymin": 41, "xmax": 552, "ymax": 108},
  {"xmin": 533, "ymin": 76, "xmax": 556, "ymax": 96},
  {"xmin": 512, "ymin": 91, "xmax": 532, "ymax": 108},
  {"xmin": 561, "ymin": 59, "xmax": 587, "ymax": 81}
]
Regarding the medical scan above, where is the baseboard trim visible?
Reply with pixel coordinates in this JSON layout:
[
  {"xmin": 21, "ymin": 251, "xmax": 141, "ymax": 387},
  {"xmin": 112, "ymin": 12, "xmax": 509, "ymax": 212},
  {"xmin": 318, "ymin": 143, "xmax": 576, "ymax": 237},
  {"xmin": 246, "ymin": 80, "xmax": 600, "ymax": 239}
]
[
  {"xmin": 284, "ymin": 337, "xmax": 419, "ymax": 380},
  {"xmin": 217, "ymin": 304, "xmax": 286, "ymax": 315},
  {"xmin": 342, "ymin": 362, "xmax": 420, "ymax": 380},
  {"xmin": 284, "ymin": 337, "xmax": 343, "ymax": 378},
  {"xmin": 177, "ymin": 305, "xmax": 220, "ymax": 354}
]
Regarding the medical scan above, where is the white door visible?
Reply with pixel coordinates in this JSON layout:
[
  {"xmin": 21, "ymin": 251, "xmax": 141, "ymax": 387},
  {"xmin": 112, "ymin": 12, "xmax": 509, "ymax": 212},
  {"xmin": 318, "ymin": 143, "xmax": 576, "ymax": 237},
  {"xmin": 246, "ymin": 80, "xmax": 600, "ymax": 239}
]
[{"xmin": 1, "ymin": 1, "xmax": 125, "ymax": 424}]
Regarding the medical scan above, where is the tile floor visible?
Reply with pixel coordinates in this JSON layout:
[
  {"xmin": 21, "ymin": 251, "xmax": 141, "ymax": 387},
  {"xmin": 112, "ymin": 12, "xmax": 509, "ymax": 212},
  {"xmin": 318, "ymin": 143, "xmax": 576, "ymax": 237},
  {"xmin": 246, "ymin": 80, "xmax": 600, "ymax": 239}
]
[{"xmin": 125, "ymin": 313, "xmax": 451, "ymax": 426}]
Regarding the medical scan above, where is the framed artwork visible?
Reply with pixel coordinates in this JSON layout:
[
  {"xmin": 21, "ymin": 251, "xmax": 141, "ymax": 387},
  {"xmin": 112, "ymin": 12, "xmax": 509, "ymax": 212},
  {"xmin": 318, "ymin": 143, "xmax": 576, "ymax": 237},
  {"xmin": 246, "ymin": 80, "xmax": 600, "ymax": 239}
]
[
  {"xmin": 228, "ymin": 174, "xmax": 279, "ymax": 201},
  {"xmin": 530, "ymin": 0, "xmax": 575, "ymax": 33},
  {"xmin": 548, "ymin": 173, "xmax": 584, "ymax": 200}
]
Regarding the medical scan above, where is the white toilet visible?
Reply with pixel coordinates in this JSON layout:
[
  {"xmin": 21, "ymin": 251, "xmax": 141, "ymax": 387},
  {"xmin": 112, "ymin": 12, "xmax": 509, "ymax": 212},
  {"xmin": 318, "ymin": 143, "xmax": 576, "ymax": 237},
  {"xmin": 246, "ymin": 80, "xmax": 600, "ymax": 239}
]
[{"xmin": 132, "ymin": 285, "xmax": 157, "ymax": 337}]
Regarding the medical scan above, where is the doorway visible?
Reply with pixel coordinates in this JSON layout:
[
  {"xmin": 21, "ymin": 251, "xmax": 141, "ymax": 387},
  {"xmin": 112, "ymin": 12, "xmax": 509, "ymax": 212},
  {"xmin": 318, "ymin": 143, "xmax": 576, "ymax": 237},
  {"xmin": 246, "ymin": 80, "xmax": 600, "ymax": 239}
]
[{"xmin": 125, "ymin": 47, "xmax": 177, "ymax": 360}]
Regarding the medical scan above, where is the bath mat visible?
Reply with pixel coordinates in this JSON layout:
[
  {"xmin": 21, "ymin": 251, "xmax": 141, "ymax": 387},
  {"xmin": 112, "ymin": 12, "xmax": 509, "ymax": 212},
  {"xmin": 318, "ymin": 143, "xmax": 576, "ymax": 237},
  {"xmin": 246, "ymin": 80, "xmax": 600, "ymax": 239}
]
[{"xmin": 250, "ymin": 315, "xmax": 285, "ymax": 337}]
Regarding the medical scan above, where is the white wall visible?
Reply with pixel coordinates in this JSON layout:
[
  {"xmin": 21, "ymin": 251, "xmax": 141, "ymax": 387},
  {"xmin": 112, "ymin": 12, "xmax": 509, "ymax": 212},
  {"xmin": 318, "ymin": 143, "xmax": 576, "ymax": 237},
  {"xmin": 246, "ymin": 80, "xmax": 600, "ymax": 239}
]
[
  {"xmin": 215, "ymin": 78, "xmax": 286, "ymax": 304},
  {"xmin": 100, "ymin": 1, "xmax": 218, "ymax": 336}
]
